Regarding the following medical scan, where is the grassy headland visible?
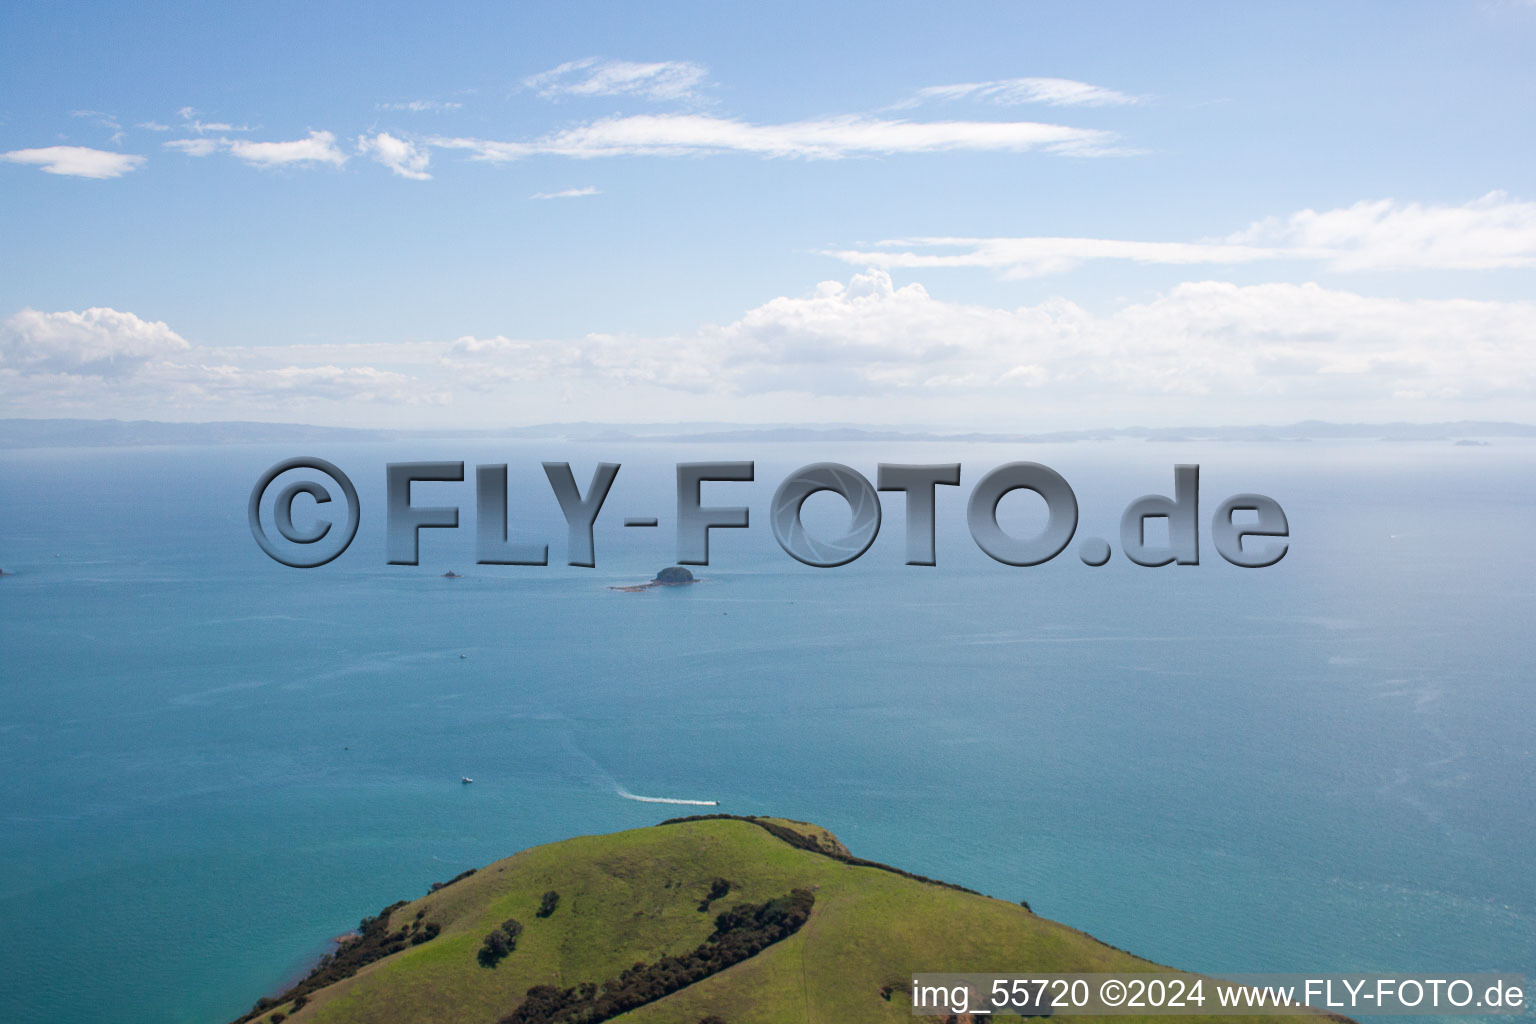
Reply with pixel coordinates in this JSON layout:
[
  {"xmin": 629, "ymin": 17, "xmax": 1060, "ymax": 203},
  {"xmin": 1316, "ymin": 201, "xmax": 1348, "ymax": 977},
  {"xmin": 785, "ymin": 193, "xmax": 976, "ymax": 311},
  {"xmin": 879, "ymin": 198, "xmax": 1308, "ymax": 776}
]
[{"xmin": 232, "ymin": 815, "xmax": 1337, "ymax": 1024}]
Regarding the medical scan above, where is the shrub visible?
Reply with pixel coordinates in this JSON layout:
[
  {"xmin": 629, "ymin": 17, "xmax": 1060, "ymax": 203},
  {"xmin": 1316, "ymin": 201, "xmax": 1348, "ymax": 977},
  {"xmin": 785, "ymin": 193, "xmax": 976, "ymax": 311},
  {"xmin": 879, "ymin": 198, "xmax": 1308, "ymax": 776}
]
[
  {"xmin": 697, "ymin": 877, "xmax": 732, "ymax": 912},
  {"xmin": 477, "ymin": 918, "xmax": 524, "ymax": 968},
  {"xmin": 429, "ymin": 868, "xmax": 477, "ymax": 893},
  {"xmin": 537, "ymin": 890, "xmax": 560, "ymax": 918}
]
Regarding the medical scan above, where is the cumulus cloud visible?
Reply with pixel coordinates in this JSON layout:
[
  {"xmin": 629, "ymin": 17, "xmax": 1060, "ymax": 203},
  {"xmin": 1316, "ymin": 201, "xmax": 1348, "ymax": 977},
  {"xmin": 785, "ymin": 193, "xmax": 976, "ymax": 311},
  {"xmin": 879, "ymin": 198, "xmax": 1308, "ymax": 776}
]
[
  {"xmin": 0, "ymin": 307, "xmax": 189, "ymax": 374},
  {"xmin": 432, "ymin": 113, "xmax": 1122, "ymax": 161},
  {"xmin": 0, "ymin": 307, "xmax": 446, "ymax": 413},
  {"xmin": 0, "ymin": 146, "xmax": 145, "ymax": 179},
  {"xmin": 828, "ymin": 193, "xmax": 1536, "ymax": 276},
  {"xmin": 8, "ymin": 272, "xmax": 1533, "ymax": 422},
  {"xmin": 358, "ymin": 131, "xmax": 431, "ymax": 179},
  {"xmin": 440, "ymin": 270, "xmax": 1536, "ymax": 408},
  {"xmin": 524, "ymin": 58, "xmax": 709, "ymax": 101},
  {"xmin": 530, "ymin": 186, "xmax": 600, "ymax": 199},
  {"xmin": 893, "ymin": 77, "xmax": 1142, "ymax": 109}
]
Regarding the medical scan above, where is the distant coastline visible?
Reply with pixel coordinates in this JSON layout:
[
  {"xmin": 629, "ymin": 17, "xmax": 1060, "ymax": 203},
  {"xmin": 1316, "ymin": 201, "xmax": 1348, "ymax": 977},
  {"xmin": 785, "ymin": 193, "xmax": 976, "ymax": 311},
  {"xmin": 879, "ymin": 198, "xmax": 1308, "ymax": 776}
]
[{"xmin": 3, "ymin": 415, "xmax": 1534, "ymax": 449}]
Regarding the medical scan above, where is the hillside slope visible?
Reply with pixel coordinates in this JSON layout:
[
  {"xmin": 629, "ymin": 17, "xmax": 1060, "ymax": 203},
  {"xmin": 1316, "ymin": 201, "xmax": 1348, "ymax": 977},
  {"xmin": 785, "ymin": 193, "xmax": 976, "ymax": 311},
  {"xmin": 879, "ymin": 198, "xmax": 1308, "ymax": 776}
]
[{"xmin": 232, "ymin": 815, "xmax": 1321, "ymax": 1024}]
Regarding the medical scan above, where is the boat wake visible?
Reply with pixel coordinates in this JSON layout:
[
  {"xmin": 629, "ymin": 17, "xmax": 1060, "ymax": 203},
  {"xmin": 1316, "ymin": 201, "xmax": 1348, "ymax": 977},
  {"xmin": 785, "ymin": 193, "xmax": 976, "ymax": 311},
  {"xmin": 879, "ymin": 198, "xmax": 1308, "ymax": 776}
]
[
  {"xmin": 615, "ymin": 786, "xmax": 719, "ymax": 807},
  {"xmin": 553, "ymin": 730, "xmax": 720, "ymax": 807}
]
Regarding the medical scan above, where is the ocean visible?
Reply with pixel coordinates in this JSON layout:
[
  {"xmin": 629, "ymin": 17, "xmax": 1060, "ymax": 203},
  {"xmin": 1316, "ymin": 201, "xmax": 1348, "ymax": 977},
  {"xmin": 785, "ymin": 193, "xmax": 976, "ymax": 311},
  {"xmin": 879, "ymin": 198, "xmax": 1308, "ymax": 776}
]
[{"xmin": 0, "ymin": 438, "xmax": 1531, "ymax": 1023}]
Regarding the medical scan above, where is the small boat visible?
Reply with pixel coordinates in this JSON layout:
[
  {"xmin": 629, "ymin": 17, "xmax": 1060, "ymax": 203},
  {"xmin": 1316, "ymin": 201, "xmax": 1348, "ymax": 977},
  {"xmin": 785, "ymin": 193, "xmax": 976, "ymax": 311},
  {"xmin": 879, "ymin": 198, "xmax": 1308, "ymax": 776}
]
[{"xmin": 461, "ymin": 777, "xmax": 473, "ymax": 784}]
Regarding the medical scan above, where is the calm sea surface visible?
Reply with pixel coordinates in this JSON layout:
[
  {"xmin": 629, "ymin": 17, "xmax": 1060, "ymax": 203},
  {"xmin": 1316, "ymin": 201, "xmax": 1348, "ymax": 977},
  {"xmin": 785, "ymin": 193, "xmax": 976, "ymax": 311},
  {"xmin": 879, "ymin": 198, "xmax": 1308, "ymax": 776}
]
[{"xmin": 0, "ymin": 439, "xmax": 1531, "ymax": 1023}]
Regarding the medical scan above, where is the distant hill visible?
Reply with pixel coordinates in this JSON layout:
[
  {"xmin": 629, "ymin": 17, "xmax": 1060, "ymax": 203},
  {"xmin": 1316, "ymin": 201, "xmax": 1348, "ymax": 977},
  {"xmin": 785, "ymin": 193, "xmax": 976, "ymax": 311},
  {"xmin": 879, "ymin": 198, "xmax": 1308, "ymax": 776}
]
[
  {"xmin": 229, "ymin": 815, "xmax": 1342, "ymax": 1024},
  {"xmin": 3, "ymin": 416, "xmax": 1535, "ymax": 449}
]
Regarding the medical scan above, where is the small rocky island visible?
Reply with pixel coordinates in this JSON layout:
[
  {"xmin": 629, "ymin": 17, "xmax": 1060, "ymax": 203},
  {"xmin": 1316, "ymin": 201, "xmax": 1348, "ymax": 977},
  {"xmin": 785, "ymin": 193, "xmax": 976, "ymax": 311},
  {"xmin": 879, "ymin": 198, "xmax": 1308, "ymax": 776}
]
[{"xmin": 610, "ymin": 566, "xmax": 699, "ymax": 592}]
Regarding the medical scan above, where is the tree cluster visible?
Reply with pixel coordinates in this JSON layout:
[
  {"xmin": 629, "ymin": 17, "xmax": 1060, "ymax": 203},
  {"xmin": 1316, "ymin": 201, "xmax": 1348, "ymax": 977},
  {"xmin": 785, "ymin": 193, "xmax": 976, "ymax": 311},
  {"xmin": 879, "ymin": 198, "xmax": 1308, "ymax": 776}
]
[
  {"xmin": 231, "ymin": 899, "xmax": 442, "ymax": 1023},
  {"xmin": 430, "ymin": 867, "xmax": 477, "ymax": 892},
  {"xmin": 478, "ymin": 918, "xmax": 525, "ymax": 968},
  {"xmin": 495, "ymin": 889, "xmax": 813, "ymax": 1024},
  {"xmin": 696, "ymin": 877, "xmax": 732, "ymax": 912}
]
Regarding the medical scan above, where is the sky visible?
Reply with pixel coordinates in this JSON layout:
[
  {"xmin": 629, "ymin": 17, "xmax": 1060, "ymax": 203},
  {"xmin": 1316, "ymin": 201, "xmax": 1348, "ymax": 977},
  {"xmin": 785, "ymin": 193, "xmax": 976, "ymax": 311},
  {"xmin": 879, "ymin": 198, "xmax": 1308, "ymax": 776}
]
[{"xmin": 1, "ymin": 0, "xmax": 1534, "ymax": 429}]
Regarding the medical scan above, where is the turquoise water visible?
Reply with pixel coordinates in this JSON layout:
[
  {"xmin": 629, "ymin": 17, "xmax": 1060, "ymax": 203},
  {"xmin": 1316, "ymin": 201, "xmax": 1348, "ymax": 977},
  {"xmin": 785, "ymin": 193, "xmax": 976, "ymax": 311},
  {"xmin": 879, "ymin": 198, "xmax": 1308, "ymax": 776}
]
[{"xmin": 0, "ymin": 440, "xmax": 1531, "ymax": 1023}]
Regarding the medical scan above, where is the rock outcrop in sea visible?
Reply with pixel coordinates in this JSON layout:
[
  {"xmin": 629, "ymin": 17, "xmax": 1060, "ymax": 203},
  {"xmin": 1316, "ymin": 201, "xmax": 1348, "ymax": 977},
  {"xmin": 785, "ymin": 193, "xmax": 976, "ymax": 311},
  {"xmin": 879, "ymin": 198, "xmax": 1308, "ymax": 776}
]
[{"xmin": 610, "ymin": 566, "xmax": 700, "ymax": 592}]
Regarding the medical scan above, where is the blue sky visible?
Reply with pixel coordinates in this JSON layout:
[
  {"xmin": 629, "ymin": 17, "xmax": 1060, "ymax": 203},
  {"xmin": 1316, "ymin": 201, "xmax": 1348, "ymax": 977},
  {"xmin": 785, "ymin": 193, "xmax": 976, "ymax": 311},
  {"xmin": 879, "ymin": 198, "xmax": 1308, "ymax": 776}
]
[{"xmin": 2, "ymin": 0, "xmax": 1534, "ymax": 428}]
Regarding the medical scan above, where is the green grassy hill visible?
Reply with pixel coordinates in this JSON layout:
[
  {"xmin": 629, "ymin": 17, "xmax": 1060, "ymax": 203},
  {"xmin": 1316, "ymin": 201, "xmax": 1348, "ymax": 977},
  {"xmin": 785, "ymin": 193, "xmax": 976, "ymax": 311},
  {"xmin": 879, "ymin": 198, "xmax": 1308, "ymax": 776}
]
[{"xmin": 232, "ymin": 815, "xmax": 1323, "ymax": 1024}]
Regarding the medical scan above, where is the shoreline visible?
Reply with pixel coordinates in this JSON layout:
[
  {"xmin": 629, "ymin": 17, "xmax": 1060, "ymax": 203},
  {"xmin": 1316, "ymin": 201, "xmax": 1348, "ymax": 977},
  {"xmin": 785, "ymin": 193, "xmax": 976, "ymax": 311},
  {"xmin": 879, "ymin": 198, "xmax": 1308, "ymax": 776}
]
[
  {"xmin": 269, "ymin": 931, "xmax": 359, "ymax": 999},
  {"xmin": 608, "ymin": 578, "xmax": 703, "ymax": 593}
]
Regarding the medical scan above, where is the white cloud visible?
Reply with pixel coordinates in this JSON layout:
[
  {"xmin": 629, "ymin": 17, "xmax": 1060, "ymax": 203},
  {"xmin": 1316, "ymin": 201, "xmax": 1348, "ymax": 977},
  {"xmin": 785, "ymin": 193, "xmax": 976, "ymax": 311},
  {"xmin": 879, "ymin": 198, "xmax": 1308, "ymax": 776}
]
[
  {"xmin": 439, "ymin": 270, "xmax": 1536, "ymax": 412},
  {"xmin": 175, "ymin": 107, "xmax": 252, "ymax": 134},
  {"xmin": 9, "ymin": 272, "xmax": 1534, "ymax": 423},
  {"xmin": 228, "ymin": 130, "xmax": 348, "ymax": 168},
  {"xmin": 530, "ymin": 186, "xmax": 600, "ymax": 199},
  {"xmin": 154, "ymin": 361, "xmax": 440, "ymax": 404},
  {"xmin": 377, "ymin": 99, "xmax": 463, "ymax": 112},
  {"xmin": 358, "ymin": 132, "xmax": 431, "ymax": 179},
  {"xmin": 0, "ymin": 307, "xmax": 440, "ymax": 412},
  {"xmin": 0, "ymin": 307, "xmax": 189, "ymax": 374},
  {"xmin": 433, "ymin": 113, "xmax": 1122, "ymax": 162},
  {"xmin": 827, "ymin": 236, "xmax": 1281, "ymax": 277},
  {"xmin": 524, "ymin": 58, "xmax": 709, "ymax": 101},
  {"xmin": 71, "ymin": 109, "xmax": 125, "ymax": 143},
  {"xmin": 164, "ymin": 130, "xmax": 348, "ymax": 168},
  {"xmin": 0, "ymin": 145, "xmax": 145, "ymax": 179},
  {"xmin": 164, "ymin": 137, "xmax": 223, "ymax": 157},
  {"xmin": 188, "ymin": 120, "xmax": 246, "ymax": 134},
  {"xmin": 1228, "ymin": 192, "xmax": 1536, "ymax": 271},
  {"xmin": 829, "ymin": 193, "xmax": 1536, "ymax": 276},
  {"xmin": 894, "ymin": 77, "xmax": 1141, "ymax": 109}
]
